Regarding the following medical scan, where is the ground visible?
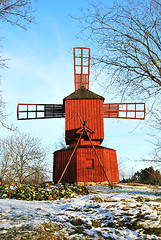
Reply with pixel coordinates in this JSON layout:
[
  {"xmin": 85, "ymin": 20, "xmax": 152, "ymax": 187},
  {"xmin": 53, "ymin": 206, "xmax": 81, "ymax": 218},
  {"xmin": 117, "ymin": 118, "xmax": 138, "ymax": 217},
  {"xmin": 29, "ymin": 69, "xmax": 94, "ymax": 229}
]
[{"xmin": 0, "ymin": 183, "xmax": 161, "ymax": 239}]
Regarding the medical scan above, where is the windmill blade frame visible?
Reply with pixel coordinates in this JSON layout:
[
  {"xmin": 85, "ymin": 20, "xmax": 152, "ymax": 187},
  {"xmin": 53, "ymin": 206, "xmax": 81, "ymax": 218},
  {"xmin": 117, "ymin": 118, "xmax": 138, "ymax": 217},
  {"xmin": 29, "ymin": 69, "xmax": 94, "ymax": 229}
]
[
  {"xmin": 103, "ymin": 103, "xmax": 145, "ymax": 120},
  {"xmin": 73, "ymin": 47, "xmax": 90, "ymax": 91},
  {"xmin": 17, "ymin": 104, "xmax": 65, "ymax": 120}
]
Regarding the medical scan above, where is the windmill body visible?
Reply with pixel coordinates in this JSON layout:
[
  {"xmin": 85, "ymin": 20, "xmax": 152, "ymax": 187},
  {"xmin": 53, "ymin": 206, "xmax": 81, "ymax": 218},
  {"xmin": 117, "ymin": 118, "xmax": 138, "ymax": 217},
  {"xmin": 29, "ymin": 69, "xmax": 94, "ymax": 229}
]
[
  {"xmin": 17, "ymin": 47, "xmax": 145, "ymax": 184},
  {"xmin": 54, "ymin": 86, "xmax": 119, "ymax": 184}
]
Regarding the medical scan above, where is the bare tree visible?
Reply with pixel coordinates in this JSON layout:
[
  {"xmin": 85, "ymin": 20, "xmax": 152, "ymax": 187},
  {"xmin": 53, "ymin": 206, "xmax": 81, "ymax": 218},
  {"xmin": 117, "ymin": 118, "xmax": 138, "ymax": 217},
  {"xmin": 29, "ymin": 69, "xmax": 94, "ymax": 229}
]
[
  {"xmin": 0, "ymin": 0, "xmax": 36, "ymax": 128},
  {"xmin": 0, "ymin": 140, "xmax": 8, "ymax": 181},
  {"xmin": 142, "ymin": 136, "xmax": 161, "ymax": 166},
  {"xmin": 0, "ymin": 0, "xmax": 35, "ymax": 30},
  {"xmin": 117, "ymin": 157, "xmax": 128, "ymax": 180},
  {"xmin": 77, "ymin": 0, "xmax": 161, "ymax": 102},
  {"xmin": 54, "ymin": 131, "xmax": 67, "ymax": 151},
  {"xmin": 0, "ymin": 88, "xmax": 13, "ymax": 129},
  {"xmin": 0, "ymin": 132, "xmax": 48, "ymax": 183},
  {"xmin": 141, "ymin": 101, "xmax": 161, "ymax": 165},
  {"xmin": 0, "ymin": 137, "xmax": 14, "ymax": 182},
  {"xmin": 0, "ymin": 0, "xmax": 35, "ymax": 67},
  {"xmin": 77, "ymin": 0, "xmax": 161, "ymax": 164},
  {"xmin": 0, "ymin": 89, "xmax": 4, "ymax": 124},
  {"xmin": 150, "ymin": 138, "xmax": 161, "ymax": 164}
]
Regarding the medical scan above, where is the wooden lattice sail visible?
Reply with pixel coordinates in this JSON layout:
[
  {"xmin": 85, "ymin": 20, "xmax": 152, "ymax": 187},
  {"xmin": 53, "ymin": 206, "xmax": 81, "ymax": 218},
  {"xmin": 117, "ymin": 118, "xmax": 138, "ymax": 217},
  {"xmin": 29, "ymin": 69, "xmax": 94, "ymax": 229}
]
[{"xmin": 73, "ymin": 47, "xmax": 90, "ymax": 91}]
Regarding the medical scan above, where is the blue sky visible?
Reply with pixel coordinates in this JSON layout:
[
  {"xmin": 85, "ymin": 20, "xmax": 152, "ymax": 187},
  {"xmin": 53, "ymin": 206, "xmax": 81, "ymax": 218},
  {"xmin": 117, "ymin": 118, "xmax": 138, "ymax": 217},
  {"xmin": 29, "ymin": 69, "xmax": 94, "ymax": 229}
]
[{"xmin": 0, "ymin": 0, "xmax": 154, "ymax": 179}]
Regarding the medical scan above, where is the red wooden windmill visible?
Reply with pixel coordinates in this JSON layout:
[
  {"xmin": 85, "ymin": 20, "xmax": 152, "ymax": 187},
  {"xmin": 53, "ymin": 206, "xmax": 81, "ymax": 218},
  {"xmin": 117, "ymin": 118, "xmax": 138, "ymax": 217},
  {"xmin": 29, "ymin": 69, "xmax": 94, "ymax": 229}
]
[{"xmin": 17, "ymin": 47, "xmax": 145, "ymax": 185}]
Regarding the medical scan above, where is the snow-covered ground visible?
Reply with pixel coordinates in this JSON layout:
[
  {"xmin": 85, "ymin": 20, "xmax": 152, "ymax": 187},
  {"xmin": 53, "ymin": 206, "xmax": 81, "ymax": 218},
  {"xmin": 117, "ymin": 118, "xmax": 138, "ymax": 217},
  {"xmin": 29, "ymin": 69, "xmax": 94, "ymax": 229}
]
[{"xmin": 0, "ymin": 184, "xmax": 161, "ymax": 239}]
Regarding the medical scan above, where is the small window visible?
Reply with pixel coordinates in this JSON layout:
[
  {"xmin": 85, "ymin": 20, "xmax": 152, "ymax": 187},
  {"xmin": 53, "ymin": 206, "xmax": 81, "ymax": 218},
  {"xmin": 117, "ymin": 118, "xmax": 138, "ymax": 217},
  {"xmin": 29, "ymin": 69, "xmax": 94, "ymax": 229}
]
[{"xmin": 86, "ymin": 159, "xmax": 94, "ymax": 169}]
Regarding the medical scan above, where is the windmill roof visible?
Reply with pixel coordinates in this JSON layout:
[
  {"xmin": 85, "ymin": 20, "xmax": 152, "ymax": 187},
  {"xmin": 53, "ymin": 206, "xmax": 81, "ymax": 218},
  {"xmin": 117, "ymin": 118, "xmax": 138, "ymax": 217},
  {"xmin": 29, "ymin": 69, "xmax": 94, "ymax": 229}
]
[
  {"xmin": 54, "ymin": 145, "xmax": 115, "ymax": 153},
  {"xmin": 64, "ymin": 85, "xmax": 104, "ymax": 100}
]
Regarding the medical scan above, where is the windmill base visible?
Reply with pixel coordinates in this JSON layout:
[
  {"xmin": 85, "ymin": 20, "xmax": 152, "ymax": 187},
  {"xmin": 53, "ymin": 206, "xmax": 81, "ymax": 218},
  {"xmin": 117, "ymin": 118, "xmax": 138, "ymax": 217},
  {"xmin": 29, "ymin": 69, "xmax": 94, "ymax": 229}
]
[
  {"xmin": 76, "ymin": 181, "xmax": 119, "ymax": 186},
  {"xmin": 53, "ymin": 145, "xmax": 120, "ymax": 184}
]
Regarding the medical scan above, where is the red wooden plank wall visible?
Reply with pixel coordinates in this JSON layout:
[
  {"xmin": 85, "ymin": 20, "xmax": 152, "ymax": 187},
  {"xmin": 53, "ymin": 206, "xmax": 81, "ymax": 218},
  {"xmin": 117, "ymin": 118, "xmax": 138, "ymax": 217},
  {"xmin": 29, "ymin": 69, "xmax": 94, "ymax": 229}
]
[
  {"xmin": 54, "ymin": 147, "xmax": 119, "ymax": 184},
  {"xmin": 65, "ymin": 99, "xmax": 104, "ymax": 144},
  {"xmin": 103, "ymin": 148, "xmax": 119, "ymax": 183},
  {"xmin": 76, "ymin": 147, "xmax": 119, "ymax": 183},
  {"xmin": 54, "ymin": 149, "xmax": 77, "ymax": 183}
]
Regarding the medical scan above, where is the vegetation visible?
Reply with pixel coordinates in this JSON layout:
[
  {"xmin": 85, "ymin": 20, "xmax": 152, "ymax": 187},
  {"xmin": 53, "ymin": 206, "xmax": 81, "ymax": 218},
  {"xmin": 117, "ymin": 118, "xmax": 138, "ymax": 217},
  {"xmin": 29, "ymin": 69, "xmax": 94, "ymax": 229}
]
[
  {"xmin": 0, "ymin": 182, "xmax": 89, "ymax": 201},
  {"xmin": 0, "ymin": 184, "xmax": 161, "ymax": 239},
  {"xmin": 122, "ymin": 166, "xmax": 161, "ymax": 185},
  {"xmin": 78, "ymin": 0, "xmax": 161, "ymax": 164},
  {"xmin": 0, "ymin": 132, "xmax": 48, "ymax": 184},
  {"xmin": 0, "ymin": 0, "xmax": 35, "ymax": 30},
  {"xmin": 78, "ymin": 0, "xmax": 161, "ymax": 102}
]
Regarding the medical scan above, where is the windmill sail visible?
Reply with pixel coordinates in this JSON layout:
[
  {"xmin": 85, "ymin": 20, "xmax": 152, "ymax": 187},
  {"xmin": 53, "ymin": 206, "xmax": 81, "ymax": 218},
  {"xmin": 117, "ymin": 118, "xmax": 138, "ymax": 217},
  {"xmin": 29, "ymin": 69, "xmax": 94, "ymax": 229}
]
[
  {"xmin": 73, "ymin": 47, "xmax": 90, "ymax": 91},
  {"xmin": 17, "ymin": 104, "xmax": 65, "ymax": 120},
  {"xmin": 103, "ymin": 103, "xmax": 145, "ymax": 120}
]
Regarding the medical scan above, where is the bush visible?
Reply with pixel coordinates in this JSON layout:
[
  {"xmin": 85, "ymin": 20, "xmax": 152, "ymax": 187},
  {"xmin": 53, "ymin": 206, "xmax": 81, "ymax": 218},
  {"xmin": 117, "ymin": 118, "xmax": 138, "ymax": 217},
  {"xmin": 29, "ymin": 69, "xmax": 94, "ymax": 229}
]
[
  {"xmin": 122, "ymin": 166, "xmax": 161, "ymax": 185},
  {"xmin": 0, "ymin": 182, "xmax": 89, "ymax": 201}
]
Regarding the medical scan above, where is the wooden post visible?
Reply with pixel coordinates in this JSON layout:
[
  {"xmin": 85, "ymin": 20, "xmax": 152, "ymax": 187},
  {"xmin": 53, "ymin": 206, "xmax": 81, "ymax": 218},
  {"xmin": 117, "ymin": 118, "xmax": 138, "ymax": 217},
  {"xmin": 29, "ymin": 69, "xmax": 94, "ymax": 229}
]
[
  {"xmin": 77, "ymin": 111, "xmax": 113, "ymax": 189},
  {"xmin": 57, "ymin": 131, "xmax": 84, "ymax": 184},
  {"xmin": 85, "ymin": 129, "xmax": 113, "ymax": 189}
]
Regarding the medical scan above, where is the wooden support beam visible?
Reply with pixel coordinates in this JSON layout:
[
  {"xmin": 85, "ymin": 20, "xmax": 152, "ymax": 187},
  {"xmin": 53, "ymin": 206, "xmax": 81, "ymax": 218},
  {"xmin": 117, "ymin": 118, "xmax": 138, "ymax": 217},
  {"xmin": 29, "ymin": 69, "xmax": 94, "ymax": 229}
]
[
  {"xmin": 77, "ymin": 111, "xmax": 113, "ymax": 189},
  {"xmin": 57, "ymin": 131, "xmax": 84, "ymax": 184},
  {"xmin": 58, "ymin": 111, "xmax": 113, "ymax": 189}
]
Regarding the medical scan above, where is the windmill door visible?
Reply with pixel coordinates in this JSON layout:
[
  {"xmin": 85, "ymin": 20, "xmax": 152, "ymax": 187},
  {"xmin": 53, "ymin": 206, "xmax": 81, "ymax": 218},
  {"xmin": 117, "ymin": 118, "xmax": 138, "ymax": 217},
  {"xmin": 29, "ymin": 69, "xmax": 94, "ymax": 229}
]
[{"xmin": 86, "ymin": 159, "xmax": 94, "ymax": 182}]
